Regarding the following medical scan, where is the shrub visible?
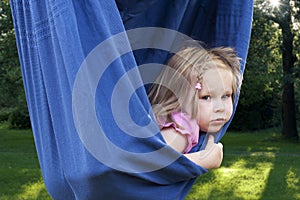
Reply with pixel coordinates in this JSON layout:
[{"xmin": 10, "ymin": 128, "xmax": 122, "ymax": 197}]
[
  {"xmin": 0, "ymin": 109, "xmax": 11, "ymax": 122},
  {"xmin": 8, "ymin": 107, "xmax": 31, "ymax": 129}
]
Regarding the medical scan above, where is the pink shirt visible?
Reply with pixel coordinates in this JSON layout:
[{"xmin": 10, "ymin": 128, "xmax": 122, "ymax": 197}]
[{"xmin": 157, "ymin": 112, "xmax": 200, "ymax": 153}]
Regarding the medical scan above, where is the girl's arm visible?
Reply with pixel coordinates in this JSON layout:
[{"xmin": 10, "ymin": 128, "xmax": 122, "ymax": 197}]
[
  {"xmin": 160, "ymin": 127, "xmax": 189, "ymax": 153},
  {"xmin": 161, "ymin": 129, "xmax": 223, "ymax": 169}
]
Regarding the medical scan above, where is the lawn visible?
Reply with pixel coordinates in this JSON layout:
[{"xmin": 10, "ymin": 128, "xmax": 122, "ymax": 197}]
[
  {"xmin": 0, "ymin": 124, "xmax": 299, "ymax": 200},
  {"xmin": 187, "ymin": 130, "xmax": 300, "ymax": 200},
  {"xmin": 0, "ymin": 124, "xmax": 50, "ymax": 200}
]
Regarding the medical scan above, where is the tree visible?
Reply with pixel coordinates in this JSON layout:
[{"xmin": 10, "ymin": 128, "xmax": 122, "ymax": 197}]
[
  {"xmin": 230, "ymin": 13, "xmax": 283, "ymax": 131},
  {"xmin": 255, "ymin": 0, "xmax": 299, "ymax": 139},
  {"xmin": 0, "ymin": 0, "xmax": 23, "ymax": 109},
  {"xmin": 0, "ymin": 0, "xmax": 30, "ymax": 128}
]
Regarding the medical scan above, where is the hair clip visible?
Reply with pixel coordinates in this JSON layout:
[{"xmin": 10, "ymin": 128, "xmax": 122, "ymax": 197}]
[{"xmin": 195, "ymin": 82, "xmax": 202, "ymax": 90}]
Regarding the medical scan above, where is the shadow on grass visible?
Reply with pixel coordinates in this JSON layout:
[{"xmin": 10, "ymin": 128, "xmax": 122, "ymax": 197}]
[
  {"xmin": 260, "ymin": 138, "xmax": 300, "ymax": 200},
  {"xmin": 0, "ymin": 168, "xmax": 50, "ymax": 200},
  {"xmin": 0, "ymin": 126, "xmax": 51, "ymax": 200},
  {"xmin": 186, "ymin": 132, "xmax": 300, "ymax": 200}
]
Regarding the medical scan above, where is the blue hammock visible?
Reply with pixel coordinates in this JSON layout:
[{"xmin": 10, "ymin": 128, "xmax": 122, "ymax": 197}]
[{"xmin": 11, "ymin": 0, "xmax": 253, "ymax": 199}]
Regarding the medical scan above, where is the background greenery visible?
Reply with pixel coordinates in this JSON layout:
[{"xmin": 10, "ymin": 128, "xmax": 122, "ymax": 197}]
[
  {"xmin": 0, "ymin": 0, "xmax": 30, "ymax": 129},
  {"xmin": 1, "ymin": 0, "xmax": 299, "ymax": 133},
  {"xmin": 230, "ymin": 0, "xmax": 300, "ymax": 134}
]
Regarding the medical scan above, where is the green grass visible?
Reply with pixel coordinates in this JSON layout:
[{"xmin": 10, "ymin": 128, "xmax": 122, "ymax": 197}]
[
  {"xmin": 187, "ymin": 130, "xmax": 300, "ymax": 200},
  {"xmin": 0, "ymin": 123, "xmax": 51, "ymax": 200},
  {"xmin": 0, "ymin": 124, "xmax": 299, "ymax": 200}
]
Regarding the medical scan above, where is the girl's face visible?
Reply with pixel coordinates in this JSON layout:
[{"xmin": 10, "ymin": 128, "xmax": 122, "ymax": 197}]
[{"xmin": 197, "ymin": 67, "xmax": 234, "ymax": 133}]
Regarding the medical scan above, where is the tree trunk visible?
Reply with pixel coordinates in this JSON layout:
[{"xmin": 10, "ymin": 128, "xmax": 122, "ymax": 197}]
[{"xmin": 280, "ymin": 5, "xmax": 299, "ymax": 140}]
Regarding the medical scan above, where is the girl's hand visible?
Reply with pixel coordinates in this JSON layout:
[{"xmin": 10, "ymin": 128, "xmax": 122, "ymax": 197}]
[
  {"xmin": 198, "ymin": 134, "xmax": 223, "ymax": 169},
  {"xmin": 184, "ymin": 134, "xmax": 223, "ymax": 169}
]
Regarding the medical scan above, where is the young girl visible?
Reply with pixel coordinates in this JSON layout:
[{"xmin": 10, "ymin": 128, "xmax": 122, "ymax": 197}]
[{"xmin": 148, "ymin": 45, "xmax": 242, "ymax": 169}]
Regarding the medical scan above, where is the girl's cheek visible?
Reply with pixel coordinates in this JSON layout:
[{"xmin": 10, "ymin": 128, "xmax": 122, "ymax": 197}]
[
  {"xmin": 225, "ymin": 103, "xmax": 233, "ymax": 119},
  {"xmin": 228, "ymin": 108, "xmax": 234, "ymax": 119}
]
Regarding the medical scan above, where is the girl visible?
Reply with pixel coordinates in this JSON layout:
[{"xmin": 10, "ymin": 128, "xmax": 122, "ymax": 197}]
[{"xmin": 148, "ymin": 45, "xmax": 242, "ymax": 169}]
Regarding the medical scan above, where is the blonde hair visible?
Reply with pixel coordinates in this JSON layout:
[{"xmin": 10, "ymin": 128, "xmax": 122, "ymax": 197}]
[{"xmin": 148, "ymin": 46, "xmax": 242, "ymax": 123}]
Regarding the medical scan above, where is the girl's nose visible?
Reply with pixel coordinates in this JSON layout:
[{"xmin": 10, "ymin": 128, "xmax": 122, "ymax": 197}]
[{"xmin": 213, "ymin": 99, "xmax": 225, "ymax": 112}]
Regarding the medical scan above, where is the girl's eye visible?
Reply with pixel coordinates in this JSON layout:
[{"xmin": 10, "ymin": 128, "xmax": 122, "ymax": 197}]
[
  {"xmin": 201, "ymin": 95, "xmax": 211, "ymax": 100},
  {"xmin": 222, "ymin": 94, "xmax": 232, "ymax": 99}
]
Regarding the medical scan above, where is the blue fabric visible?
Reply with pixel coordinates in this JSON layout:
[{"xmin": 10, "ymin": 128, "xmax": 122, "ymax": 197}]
[{"xmin": 10, "ymin": 0, "xmax": 253, "ymax": 199}]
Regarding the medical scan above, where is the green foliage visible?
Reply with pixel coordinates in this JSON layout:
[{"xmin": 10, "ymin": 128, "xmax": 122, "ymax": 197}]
[
  {"xmin": 231, "ymin": 0, "xmax": 300, "ymax": 131},
  {"xmin": 0, "ymin": 0, "xmax": 25, "ymax": 110},
  {"xmin": 294, "ymin": 13, "xmax": 300, "ymax": 128},
  {"xmin": 8, "ymin": 106, "xmax": 31, "ymax": 129},
  {"xmin": 231, "ymin": 10, "xmax": 283, "ymax": 131},
  {"xmin": 1, "ymin": 0, "xmax": 299, "ymax": 132},
  {"xmin": 0, "ymin": 0, "xmax": 30, "ymax": 129},
  {"xmin": 0, "ymin": 108, "xmax": 11, "ymax": 122}
]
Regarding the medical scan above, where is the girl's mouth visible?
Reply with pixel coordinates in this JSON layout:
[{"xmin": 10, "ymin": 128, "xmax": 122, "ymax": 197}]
[{"xmin": 211, "ymin": 118, "xmax": 225, "ymax": 125}]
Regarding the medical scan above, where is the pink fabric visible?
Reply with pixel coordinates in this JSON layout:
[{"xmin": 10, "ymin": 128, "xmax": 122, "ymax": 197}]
[{"xmin": 158, "ymin": 112, "xmax": 200, "ymax": 153}]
